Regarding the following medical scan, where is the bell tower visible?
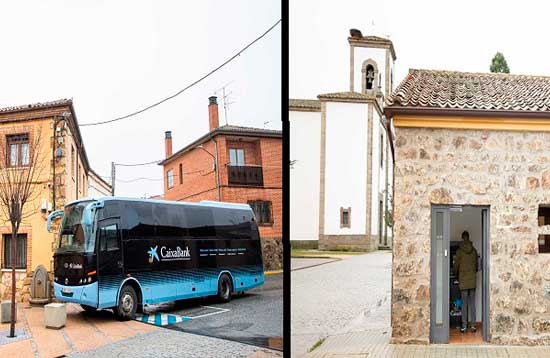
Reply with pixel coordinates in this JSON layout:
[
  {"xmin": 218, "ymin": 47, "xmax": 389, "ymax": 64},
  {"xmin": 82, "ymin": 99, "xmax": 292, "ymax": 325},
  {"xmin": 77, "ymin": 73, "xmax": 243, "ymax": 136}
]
[{"xmin": 348, "ymin": 28, "xmax": 396, "ymax": 98}]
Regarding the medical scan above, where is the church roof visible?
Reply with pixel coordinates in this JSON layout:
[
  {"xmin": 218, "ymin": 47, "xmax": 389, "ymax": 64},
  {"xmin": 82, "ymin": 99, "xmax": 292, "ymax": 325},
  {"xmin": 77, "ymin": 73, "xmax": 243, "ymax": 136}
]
[
  {"xmin": 317, "ymin": 91, "xmax": 373, "ymax": 101},
  {"xmin": 385, "ymin": 69, "xmax": 550, "ymax": 117},
  {"xmin": 289, "ymin": 99, "xmax": 321, "ymax": 111}
]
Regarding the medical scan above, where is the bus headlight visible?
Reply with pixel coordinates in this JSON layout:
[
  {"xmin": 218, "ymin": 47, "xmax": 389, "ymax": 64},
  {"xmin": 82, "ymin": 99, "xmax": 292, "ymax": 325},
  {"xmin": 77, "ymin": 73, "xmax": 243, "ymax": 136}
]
[
  {"xmin": 88, "ymin": 277, "xmax": 92, "ymax": 283},
  {"xmin": 79, "ymin": 279, "xmax": 83, "ymax": 284}
]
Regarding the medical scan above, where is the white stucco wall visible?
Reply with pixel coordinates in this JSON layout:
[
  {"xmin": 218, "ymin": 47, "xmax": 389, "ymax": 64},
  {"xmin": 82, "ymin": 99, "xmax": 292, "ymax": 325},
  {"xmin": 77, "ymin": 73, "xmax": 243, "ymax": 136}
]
[
  {"xmin": 290, "ymin": 109, "xmax": 321, "ymax": 241},
  {"xmin": 353, "ymin": 47, "xmax": 388, "ymax": 96},
  {"xmin": 324, "ymin": 101, "xmax": 368, "ymax": 235},
  {"xmin": 371, "ymin": 110, "xmax": 381, "ymax": 236}
]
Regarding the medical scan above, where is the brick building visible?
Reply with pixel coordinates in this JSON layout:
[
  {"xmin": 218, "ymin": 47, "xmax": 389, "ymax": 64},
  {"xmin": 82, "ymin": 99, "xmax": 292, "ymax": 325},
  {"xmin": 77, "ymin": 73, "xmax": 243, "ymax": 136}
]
[{"xmin": 159, "ymin": 97, "xmax": 282, "ymax": 270}]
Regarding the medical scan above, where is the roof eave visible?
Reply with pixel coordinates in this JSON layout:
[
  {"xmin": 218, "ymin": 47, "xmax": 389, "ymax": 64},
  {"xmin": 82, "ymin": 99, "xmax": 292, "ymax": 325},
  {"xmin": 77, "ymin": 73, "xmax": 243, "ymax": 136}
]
[
  {"xmin": 384, "ymin": 106, "xmax": 550, "ymax": 120},
  {"xmin": 159, "ymin": 127, "xmax": 282, "ymax": 166}
]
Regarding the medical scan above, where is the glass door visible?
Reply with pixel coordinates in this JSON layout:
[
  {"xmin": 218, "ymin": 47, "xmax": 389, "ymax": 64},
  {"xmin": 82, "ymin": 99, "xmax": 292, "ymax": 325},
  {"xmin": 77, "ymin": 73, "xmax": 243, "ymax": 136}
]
[{"xmin": 430, "ymin": 207, "xmax": 450, "ymax": 343}]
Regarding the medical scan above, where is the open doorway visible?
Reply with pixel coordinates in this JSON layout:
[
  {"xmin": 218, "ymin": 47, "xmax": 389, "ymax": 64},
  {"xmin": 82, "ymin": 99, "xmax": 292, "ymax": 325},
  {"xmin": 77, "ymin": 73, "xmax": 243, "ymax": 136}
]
[{"xmin": 430, "ymin": 205, "xmax": 489, "ymax": 344}]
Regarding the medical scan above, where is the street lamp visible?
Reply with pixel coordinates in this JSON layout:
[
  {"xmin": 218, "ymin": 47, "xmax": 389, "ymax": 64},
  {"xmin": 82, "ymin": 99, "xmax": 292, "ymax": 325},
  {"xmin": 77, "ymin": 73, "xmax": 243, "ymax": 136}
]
[{"xmin": 197, "ymin": 144, "xmax": 220, "ymax": 201}]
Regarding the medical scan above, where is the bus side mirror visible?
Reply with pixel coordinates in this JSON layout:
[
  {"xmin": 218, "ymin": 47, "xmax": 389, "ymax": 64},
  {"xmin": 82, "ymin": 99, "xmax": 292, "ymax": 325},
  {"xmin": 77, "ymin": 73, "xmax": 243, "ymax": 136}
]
[{"xmin": 47, "ymin": 210, "xmax": 64, "ymax": 233}]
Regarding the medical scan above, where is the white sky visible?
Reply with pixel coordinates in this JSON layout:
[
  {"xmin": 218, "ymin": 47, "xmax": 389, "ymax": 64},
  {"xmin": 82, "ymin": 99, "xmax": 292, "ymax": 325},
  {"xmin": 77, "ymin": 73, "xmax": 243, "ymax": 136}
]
[
  {"xmin": 291, "ymin": 0, "xmax": 550, "ymax": 99},
  {"xmin": 0, "ymin": 0, "xmax": 281, "ymax": 198}
]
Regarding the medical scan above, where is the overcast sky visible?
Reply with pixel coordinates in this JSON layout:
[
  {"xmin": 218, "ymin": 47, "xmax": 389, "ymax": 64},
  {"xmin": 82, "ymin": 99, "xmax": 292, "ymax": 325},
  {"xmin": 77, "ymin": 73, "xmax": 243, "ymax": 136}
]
[
  {"xmin": 0, "ymin": 0, "xmax": 280, "ymax": 198},
  {"xmin": 291, "ymin": 0, "xmax": 550, "ymax": 99}
]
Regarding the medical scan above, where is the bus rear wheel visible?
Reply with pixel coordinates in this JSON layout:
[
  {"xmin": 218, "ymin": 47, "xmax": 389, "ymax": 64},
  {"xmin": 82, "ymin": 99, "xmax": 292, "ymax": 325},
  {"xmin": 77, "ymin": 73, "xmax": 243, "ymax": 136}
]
[
  {"xmin": 217, "ymin": 274, "xmax": 233, "ymax": 303},
  {"xmin": 115, "ymin": 285, "xmax": 137, "ymax": 320}
]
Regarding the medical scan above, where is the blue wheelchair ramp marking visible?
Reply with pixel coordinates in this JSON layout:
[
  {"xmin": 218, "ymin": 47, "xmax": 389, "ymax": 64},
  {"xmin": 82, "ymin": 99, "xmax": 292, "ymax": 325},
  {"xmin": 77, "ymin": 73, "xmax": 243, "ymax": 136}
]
[{"xmin": 135, "ymin": 313, "xmax": 193, "ymax": 326}]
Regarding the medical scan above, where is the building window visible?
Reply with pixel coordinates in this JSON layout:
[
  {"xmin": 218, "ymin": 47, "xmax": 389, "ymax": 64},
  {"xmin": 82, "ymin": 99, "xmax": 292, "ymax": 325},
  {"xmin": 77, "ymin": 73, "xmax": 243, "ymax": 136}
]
[
  {"xmin": 167, "ymin": 170, "xmax": 174, "ymax": 189},
  {"xmin": 366, "ymin": 64, "xmax": 375, "ymax": 90},
  {"xmin": 538, "ymin": 235, "xmax": 550, "ymax": 253},
  {"xmin": 248, "ymin": 201, "xmax": 272, "ymax": 225},
  {"xmin": 538, "ymin": 206, "xmax": 550, "ymax": 253},
  {"xmin": 2, "ymin": 234, "xmax": 27, "ymax": 269},
  {"xmin": 229, "ymin": 148, "xmax": 245, "ymax": 166},
  {"xmin": 6, "ymin": 133, "xmax": 29, "ymax": 167},
  {"xmin": 340, "ymin": 207, "xmax": 351, "ymax": 228},
  {"xmin": 179, "ymin": 163, "xmax": 183, "ymax": 184}
]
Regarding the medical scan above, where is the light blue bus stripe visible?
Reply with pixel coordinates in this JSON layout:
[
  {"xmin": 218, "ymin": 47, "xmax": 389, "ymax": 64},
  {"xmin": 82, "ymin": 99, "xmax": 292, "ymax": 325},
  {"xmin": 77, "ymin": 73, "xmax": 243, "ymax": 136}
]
[
  {"xmin": 154, "ymin": 313, "xmax": 161, "ymax": 326},
  {"xmin": 167, "ymin": 315, "xmax": 176, "ymax": 325}
]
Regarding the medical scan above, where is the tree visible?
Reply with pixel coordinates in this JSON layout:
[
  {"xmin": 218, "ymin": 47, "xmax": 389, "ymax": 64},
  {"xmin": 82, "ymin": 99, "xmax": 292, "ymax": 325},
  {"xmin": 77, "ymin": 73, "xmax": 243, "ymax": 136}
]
[
  {"xmin": 0, "ymin": 128, "xmax": 45, "ymax": 337},
  {"xmin": 490, "ymin": 52, "xmax": 510, "ymax": 73}
]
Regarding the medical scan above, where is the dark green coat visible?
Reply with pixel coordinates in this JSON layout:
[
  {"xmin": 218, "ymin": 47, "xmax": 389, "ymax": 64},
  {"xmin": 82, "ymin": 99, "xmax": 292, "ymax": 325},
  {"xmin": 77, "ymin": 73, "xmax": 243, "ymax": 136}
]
[{"xmin": 453, "ymin": 240, "xmax": 478, "ymax": 290}]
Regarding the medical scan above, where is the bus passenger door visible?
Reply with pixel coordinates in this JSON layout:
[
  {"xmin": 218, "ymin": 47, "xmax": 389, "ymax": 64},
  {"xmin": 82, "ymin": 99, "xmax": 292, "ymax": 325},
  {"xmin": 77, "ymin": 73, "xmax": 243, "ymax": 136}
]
[{"xmin": 97, "ymin": 218, "xmax": 124, "ymax": 308}]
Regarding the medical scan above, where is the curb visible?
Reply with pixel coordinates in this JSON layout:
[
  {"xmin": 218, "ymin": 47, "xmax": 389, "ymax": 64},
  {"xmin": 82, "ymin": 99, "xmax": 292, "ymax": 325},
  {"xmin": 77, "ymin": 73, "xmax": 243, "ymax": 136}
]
[
  {"xmin": 264, "ymin": 270, "xmax": 283, "ymax": 276},
  {"xmin": 292, "ymin": 255, "xmax": 343, "ymax": 259}
]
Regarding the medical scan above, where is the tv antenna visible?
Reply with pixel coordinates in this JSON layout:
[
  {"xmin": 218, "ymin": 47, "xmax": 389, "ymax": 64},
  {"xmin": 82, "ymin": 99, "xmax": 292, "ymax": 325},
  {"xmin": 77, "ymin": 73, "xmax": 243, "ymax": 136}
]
[{"xmin": 214, "ymin": 80, "xmax": 236, "ymax": 125}]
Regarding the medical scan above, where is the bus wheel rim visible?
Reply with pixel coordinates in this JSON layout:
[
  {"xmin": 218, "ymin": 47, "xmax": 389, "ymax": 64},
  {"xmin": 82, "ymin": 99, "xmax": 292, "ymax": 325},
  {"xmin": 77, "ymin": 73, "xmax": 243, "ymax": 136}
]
[
  {"xmin": 222, "ymin": 281, "xmax": 229, "ymax": 297},
  {"xmin": 122, "ymin": 293, "xmax": 134, "ymax": 312}
]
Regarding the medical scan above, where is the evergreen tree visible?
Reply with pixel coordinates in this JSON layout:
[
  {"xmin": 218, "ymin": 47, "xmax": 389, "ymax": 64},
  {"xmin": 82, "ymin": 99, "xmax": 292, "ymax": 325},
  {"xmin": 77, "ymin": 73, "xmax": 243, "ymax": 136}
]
[{"xmin": 490, "ymin": 52, "xmax": 510, "ymax": 73}]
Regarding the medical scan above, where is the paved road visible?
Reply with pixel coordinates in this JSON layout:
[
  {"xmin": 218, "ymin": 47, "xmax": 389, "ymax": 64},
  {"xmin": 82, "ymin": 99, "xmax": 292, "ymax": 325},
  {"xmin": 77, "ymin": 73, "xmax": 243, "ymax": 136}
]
[
  {"xmin": 65, "ymin": 274, "xmax": 282, "ymax": 357},
  {"xmin": 145, "ymin": 273, "xmax": 283, "ymax": 351},
  {"xmin": 291, "ymin": 258, "xmax": 338, "ymax": 271},
  {"xmin": 67, "ymin": 328, "xmax": 278, "ymax": 358},
  {"xmin": 291, "ymin": 251, "xmax": 391, "ymax": 357}
]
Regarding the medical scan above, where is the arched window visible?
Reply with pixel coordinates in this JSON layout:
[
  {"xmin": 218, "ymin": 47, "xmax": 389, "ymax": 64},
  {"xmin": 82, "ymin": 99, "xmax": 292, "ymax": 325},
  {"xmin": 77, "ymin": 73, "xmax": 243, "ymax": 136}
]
[
  {"xmin": 361, "ymin": 59, "xmax": 379, "ymax": 93},
  {"xmin": 366, "ymin": 65, "xmax": 375, "ymax": 90}
]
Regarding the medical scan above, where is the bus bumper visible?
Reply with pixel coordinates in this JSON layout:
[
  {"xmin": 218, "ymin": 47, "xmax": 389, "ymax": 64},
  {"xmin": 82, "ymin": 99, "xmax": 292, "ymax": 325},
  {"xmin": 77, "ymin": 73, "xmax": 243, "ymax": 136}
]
[{"xmin": 54, "ymin": 281, "xmax": 98, "ymax": 307}]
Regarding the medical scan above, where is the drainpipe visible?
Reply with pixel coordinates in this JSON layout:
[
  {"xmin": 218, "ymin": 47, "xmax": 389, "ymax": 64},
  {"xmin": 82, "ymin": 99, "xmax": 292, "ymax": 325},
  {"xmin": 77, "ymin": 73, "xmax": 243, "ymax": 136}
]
[{"xmin": 213, "ymin": 138, "xmax": 221, "ymax": 201}]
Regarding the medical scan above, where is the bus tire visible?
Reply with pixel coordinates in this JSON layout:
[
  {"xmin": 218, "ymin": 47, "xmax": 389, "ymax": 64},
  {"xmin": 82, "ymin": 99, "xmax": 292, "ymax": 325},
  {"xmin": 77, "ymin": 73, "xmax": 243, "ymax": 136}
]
[
  {"xmin": 80, "ymin": 304, "xmax": 97, "ymax": 313},
  {"xmin": 217, "ymin": 274, "xmax": 233, "ymax": 303},
  {"xmin": 115, "ymin": 285, "xmax": 138, "ymax": 320}
]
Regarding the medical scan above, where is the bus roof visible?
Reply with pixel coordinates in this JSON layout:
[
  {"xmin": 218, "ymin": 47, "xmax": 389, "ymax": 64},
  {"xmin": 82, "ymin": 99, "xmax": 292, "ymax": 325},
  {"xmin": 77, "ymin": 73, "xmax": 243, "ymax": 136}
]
[{"xmin": 65, "ymin": 196, "xmax": 252, "ymax": 211}]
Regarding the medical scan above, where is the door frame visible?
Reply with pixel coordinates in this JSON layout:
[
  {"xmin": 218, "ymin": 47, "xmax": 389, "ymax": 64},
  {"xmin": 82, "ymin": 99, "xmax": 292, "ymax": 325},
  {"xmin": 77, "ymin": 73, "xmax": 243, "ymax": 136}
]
[{"xmin": 429, "ymin": 205, "xmax": 490, "ymax": 343}]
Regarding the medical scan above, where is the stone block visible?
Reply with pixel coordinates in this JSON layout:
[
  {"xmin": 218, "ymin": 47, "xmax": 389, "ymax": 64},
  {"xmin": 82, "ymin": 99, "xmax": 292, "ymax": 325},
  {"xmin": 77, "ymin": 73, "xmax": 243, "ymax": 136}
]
[
  {"xmin": 44, "ymin": 303, "xmax": 66, "ymax": 329},
  {"xmin": 1, "ymin": 300, "xmax": 16, "ymax": 323}
]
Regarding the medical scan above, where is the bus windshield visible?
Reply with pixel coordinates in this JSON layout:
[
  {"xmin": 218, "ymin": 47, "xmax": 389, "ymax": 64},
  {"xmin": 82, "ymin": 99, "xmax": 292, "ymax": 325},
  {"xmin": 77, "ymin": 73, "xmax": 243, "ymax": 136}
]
[{"xmin": 57, "ymin": 201, "xmax": 94, "ymax": 253}]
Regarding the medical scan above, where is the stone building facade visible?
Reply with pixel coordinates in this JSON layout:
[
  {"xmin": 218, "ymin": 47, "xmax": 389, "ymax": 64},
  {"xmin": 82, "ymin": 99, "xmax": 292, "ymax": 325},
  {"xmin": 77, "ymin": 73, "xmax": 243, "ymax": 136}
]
[
  {"xmin": 386, "ymin": 69, "xmax": 550, "ymax": 345},
  {"xmin": 160, "ymin": 97, "xmax": 282, "ymax": 271}
]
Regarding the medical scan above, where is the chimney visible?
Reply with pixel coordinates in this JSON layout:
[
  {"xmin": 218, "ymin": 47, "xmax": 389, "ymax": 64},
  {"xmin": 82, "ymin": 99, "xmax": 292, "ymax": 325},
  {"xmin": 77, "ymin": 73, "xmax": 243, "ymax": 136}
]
[
  {"xmin": 165, "ymin": 131, "xmax": 172, "ymax": 158},
  {"xmin": 208, "ymin": 96, "xmax": 219, "ymax": 131}
]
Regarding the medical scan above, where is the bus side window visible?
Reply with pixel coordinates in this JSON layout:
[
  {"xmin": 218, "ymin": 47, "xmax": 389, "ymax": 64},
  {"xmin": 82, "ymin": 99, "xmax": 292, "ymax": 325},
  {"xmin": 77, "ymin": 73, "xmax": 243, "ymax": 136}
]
[{"xmin": 100, "ymin": 224, "xmax": 120, "ymax": 251}]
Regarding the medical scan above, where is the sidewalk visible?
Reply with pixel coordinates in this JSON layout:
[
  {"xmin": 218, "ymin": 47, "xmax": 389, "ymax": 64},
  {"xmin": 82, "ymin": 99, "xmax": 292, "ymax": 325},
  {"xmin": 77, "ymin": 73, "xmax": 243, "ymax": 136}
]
[
  {"xmin": 0, "ymin": 302, "xmax": 280, "ymax": 358},
  {"xmin": 305, "ymin": 329, "xmax": 550, "ymax": 357},
  {"xmin": 0, "ymin": 302, "xmax": 159, "ymax": 358}
]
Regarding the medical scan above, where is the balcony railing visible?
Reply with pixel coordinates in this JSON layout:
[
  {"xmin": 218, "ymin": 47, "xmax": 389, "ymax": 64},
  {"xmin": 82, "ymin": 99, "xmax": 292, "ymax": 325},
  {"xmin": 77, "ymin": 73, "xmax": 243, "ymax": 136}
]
[{"xmin": 227, "ymin": 165, "xmax": 263, "ymax": 186}]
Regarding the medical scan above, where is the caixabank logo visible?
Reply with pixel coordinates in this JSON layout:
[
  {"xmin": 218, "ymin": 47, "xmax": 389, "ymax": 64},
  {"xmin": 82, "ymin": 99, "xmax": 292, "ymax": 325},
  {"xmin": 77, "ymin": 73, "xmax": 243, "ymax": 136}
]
[{"xmin": 148, "ymin": 245, "xmax": 191, "ymax": 263}]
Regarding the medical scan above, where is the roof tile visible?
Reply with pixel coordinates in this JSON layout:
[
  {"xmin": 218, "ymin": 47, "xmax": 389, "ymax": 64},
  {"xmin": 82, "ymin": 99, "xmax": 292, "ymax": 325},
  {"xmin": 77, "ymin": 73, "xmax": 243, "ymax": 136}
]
[{"xmin": 386, "ymin": 69, "xmax": 550, "ymax": 112}]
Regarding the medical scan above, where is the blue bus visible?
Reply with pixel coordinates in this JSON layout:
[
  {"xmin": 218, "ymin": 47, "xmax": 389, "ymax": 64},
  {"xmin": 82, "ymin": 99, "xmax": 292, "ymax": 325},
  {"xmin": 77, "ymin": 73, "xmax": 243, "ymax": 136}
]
[{"xmin": 47, "ymin": 197, "xmax": 264, "ymax": 320}]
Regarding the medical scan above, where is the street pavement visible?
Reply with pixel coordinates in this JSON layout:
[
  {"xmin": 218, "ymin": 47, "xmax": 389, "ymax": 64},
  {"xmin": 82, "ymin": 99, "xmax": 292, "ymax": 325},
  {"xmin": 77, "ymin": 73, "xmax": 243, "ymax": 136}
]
[
  {"xmin": 291, "ymin": 251, "xmax": 391, "ymax": 357},
  {"xmin": 155, "ymin": 273, "xmax": 283, "ymax": 350},
  {"xmin": 0, "ymin": 273, "xmax": 282, "ymax": 358},
  {"xmin": 291, "ymin": 258, "xmax": 338, "ymax": 271},
  {"xmin": 67, "ymin": 328, "xmax": 279, "ymax": 358}
]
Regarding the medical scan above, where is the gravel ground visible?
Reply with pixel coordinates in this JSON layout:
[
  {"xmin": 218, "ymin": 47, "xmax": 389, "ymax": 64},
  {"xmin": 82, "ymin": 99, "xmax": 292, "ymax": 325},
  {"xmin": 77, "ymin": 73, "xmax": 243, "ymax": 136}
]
[
  {"xmin": 66, "ymin": 328, "xmax": 277, "ymax": 358},
  {"xmin": 291, "ymin": 251, "xmax": 391, "ymax": 357}
]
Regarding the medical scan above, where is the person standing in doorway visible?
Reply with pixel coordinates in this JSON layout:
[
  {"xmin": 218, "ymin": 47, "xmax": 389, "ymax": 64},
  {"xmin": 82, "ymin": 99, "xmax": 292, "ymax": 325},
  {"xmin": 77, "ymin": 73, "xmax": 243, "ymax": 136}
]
[{"xmin": 453, "ymin": 231, "xmax": 479, "ymax": 333}]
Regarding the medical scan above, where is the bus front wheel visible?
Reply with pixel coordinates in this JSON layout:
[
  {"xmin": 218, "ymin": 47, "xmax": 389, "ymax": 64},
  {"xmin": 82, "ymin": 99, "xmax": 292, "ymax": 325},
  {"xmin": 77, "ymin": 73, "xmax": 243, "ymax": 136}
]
[
  {"xmin": 217, "ymin": 274, "xmax": 233, "ymax": 303},
  {"xmin": 115, "ymin": 285, "xmax": 138, "ymax": 320},
  {"xmin": 81, "ymin": 304, "xmax": 97, "ymax": 313}
]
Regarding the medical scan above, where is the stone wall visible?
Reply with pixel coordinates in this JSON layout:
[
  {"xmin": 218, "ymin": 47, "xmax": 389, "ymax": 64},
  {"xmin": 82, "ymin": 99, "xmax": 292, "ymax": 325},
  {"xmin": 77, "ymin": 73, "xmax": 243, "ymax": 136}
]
[
  {"xmin": 0, "ymin": 271, "xmax": 31, "ymax": 302},
  {"xmin": 261, "ymin": 237, "xmax": 282, "ymax": 271},
  {"xmin": 319, "ymin": 234, "xmax": 378, "ymax": 252},
  {"xmin": 392, "ymin": 127, "xmax": 550, "ymax": 345}
]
